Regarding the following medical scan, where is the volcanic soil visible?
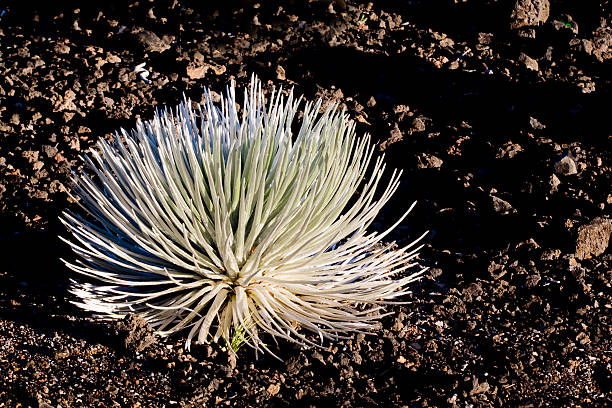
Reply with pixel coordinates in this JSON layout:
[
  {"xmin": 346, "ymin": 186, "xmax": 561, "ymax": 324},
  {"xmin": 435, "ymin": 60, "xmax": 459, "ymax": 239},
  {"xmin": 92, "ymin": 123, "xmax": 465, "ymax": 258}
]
[{"xmin": 0, "ymin": 1, "xmax": 611, "ymax": 407}]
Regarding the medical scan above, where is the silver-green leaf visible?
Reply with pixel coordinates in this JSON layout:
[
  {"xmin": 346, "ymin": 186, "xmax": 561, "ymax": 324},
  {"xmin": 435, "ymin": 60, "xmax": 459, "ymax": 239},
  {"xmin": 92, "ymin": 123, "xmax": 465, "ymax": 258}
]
[{"xmin": 61, "ymin": 76, "xmax": 427, "ymax": 358}]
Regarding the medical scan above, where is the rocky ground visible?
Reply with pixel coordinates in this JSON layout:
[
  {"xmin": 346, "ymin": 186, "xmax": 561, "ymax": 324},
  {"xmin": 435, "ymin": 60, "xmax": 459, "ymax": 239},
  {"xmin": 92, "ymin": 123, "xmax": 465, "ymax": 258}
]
[{"xmin": 1, "ymin": 0, "xmax": 611, "ymax": 406}]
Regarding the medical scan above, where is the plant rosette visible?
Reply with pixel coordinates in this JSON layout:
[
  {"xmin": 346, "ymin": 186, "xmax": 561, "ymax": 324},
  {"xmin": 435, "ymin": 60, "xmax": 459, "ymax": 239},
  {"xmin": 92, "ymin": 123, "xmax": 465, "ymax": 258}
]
[{"xmin": 61, "ymin": 75, "xmax": 427, "ymax": 358}]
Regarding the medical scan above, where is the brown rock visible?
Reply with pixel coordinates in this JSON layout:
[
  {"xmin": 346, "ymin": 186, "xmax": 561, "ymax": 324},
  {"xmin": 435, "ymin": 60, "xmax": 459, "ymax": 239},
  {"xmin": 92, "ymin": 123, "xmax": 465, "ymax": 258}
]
[
  {"xmin": 48, "ymin": 180, "xmax": 64, "ymax": 193},
  {"xmin": 552, "ymin": 14, "xmax": 579, "ymax": 34},
  {"xmin": 592, "ymin": 26, "xmax": 612, "ymax": 62},
  {"xmin": 393, "ymin": 104, "xmax": 411, "ymax": 122},
  {"xmin": 267, "ymin": 383, "xmax": 281, "ymax": 396},
  {"xmin": 517, "ymin": 28, "xmax": 537, "ymax": 38},
  {"xmin": 526, "ymin": 273, "xmax": 541, "ymax": 288},
  {"xmin": 186, "ymin": 63, "xmax": 207, "ymax": 80},
  {"xmin": 412, "ymin": 116, "xmax": 426, "ymax": 132},
  {"xmin": 55, "ymin": 89, "xmax": 77, "ymax": 112},
  {"xmin": 227, "ymin": 352, "xmax": 237, "ymax": 370},
  {"xmin": 186, "ymin": 62, "xmax": 226, "ymax": 80},
  {"xmin": 22, "ymin": 150, "xmax": 39, "ymax": 163},
  {"xmin": 379, "ymin": 124, "xmax": 402, "ymax": 151},
  {"xmin": 529, "ymin": 117, "xmax": 546, "ymax": 129},
  {"xmin": 575, "ymin": 217, "xmax": 612, "ymax": 260},
  {"xmin": 554, "ymin": 154, "xmax": 578, "ymax": 176},
  {"xmin": 54, "ymin": 42, "xmax": 71, "ymax": 55},
  {"xmin": 276, "ymin": 65, "xmax": 286, "ymax": 80},
  {"xmin": 417, "ymin": 153, "xmax": 443, "ymax": 169},
  {"xmin": 135, "ymin": 30, "xmax": 170, "ymax": 53},
  {"xmin": 510, "ymin": 0, "xmax": 550, "ymax": 30},
  {"xmin": 114, "ymin": 314, "xmax": 157, "ymax": 353},
  {"xmin": 491, "ymin": 195, "xmax": 514, "ymax": 214},
  {"xmin": 519, "ymin": 52, "xmax": 539, "ymax": 71},
  {"xmin": 470, "ymin": 375, "xmax": 490, "ymax": 395},
  {"xmin": 496, "ymin": 142, "xmax": 523, "ymax": 159},
  {"xmin": 29, "ymin": 189, "xmax": 48, "ymax": 200},
  {"xmin": 549, "ymin": 174, "xmax": 561, "ymax": 192},
  {"xmin": 105, "ymin": 52, "xmax": 122, "ymax": 64}
]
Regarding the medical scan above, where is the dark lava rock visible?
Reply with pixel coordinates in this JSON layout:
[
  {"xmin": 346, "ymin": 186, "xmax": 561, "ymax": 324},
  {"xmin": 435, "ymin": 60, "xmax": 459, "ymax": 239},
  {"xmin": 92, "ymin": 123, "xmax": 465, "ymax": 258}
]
[
  {"xmin": 575, "ymin": 217, "xmax": 612, "ymax": 260},
  {"xmin": 525, "ymin": 273, "xmax": 541, "ymax": 288},
  {"xmin": 380, "ymin": 124, "xmax": 403, "ymax": 150},
  {"xmin": 114, "ymin": 313, "xmax": 157, "ymax": 353},
  {"xmin": 417, "ymin": 153, "xmax": 443, "ymax": 169},
  {"xmin": 592, "ymin": 25, "xmax": 612, "ymax": 62},
  {"xmin": 134, "ymin": 30, "xmax": 170, "ymax": 53},
  {"xmin": 286, "ymin": 354, "xmax": 309, "ymax": 375},
  {"xmin": 186, "ymin": 61, "xmax": 226, "ymax": 79},
  {"xmin": 554, "ymin": 154, "xmax": 578, "ymax": 176},
  {"xmin": 529, "ymin": 117, "xmax": 545, "ymax": 130},
  {"xmin": 42, "ymin": 145, "xmax": 59, "ymax": 158},
  {"xmin": 518, "ymin": 52, "xmax": 539, "ymax": 71},
  {"xmin": 412, "ymin": 116, "xmax": 427, "ymax": 132},
  {"xmin": 549, "ymin": 174, "xmax": 561, "ymax": 192},
  {"xmin": 552, "ymin": 14, "xmax": 579, "ymax": 35},
  {"xmin": 491, "ymin": 195, "xmax": 514, "ymax": 214},
  {"xmin": 509, "ymin": 0, "xmax": 550, "ymax": 30}
]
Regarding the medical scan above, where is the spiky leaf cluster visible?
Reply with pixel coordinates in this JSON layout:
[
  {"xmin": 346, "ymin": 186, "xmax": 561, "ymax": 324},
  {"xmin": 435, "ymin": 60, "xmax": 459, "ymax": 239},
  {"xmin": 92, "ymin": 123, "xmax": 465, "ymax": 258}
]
[{"xmin": 62, "ymin": 77, "xmax": 426, "ymax": 357}]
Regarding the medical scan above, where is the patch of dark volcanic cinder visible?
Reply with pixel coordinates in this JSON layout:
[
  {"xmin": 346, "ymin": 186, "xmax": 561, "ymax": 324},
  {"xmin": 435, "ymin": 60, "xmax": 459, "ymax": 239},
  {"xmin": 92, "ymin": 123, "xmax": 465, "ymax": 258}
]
[{"xmin": 0, "ymin": 0, "xmax": 611, "ymax": 407}]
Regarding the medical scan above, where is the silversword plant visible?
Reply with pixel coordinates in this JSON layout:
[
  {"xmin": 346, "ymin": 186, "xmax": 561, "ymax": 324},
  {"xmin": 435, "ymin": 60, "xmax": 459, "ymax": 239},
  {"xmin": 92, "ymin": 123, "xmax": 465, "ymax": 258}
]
[{"xmin": 61, "ymin": 76, "xmax": 427, "ymax": 357}]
